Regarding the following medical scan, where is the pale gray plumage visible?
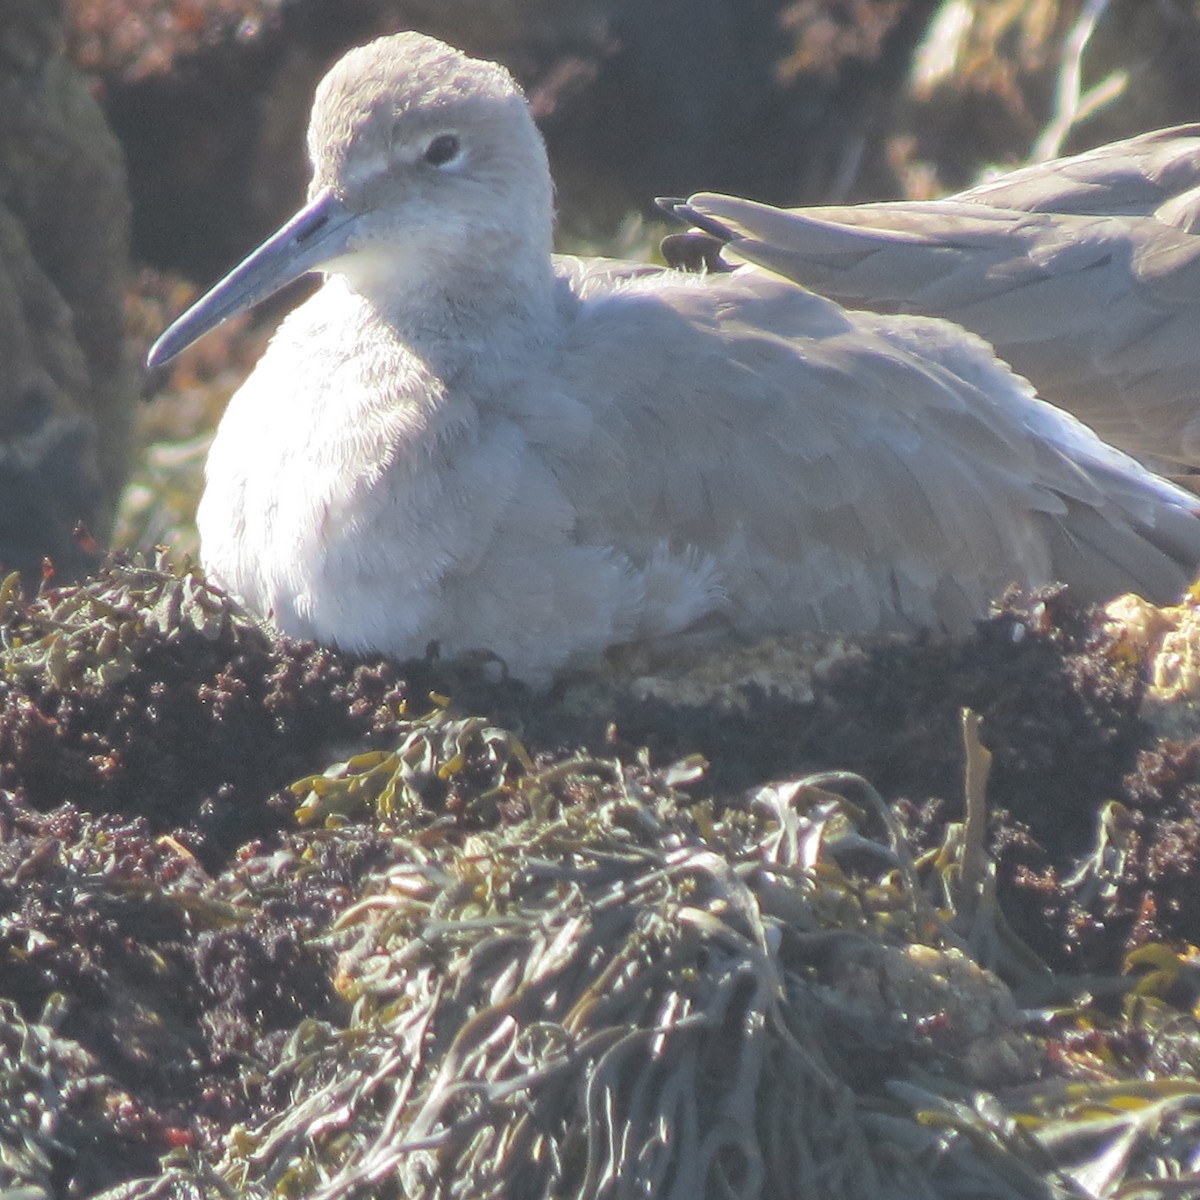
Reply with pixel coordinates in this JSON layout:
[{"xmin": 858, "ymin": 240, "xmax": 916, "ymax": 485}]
[
  {"xmin": 673, "ymin": 125, "xmax": 1200, "ymax": 466},
  {"xmin": 147, "ymin": 34, "xmax": 1200, "ymax": 684}
]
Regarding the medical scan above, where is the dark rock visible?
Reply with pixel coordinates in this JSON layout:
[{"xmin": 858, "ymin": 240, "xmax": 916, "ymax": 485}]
[{"xmin": 0, "ymin": 0, "xmax": 136, "ymax": 581}]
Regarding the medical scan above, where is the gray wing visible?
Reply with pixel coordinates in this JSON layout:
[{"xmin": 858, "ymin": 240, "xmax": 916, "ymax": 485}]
[
  {"xmin": 676, "ymin": 126, "xmax": 1200, "ymax": 466},
  {"xmin": 544, "ymin": 265, "xmax": 1200, "ymax": 638},
  {"xmin": 955, "ymin": 124, "xmax": 1200, "ymax": 221}
]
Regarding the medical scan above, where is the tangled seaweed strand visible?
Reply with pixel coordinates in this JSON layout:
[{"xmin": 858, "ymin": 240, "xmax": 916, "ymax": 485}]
[
  {"xmin": 0, "ymin": 553, "xmax": 249, "ymax": 691},
  {"xmin": 120, "ymin": 763, "xmax": 1058, "ymax": 1200},
  {"xmin": 81, "ymin": 713, "xmax": 1200, "ymax": 1200},
  {"xmin": 0, "ymin": 997, "xmax": 111, "ymax": 1198}
]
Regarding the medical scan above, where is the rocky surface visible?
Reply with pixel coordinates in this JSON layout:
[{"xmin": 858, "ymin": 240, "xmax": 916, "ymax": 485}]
[{"xmin": 0, "ymin": 0, "xmax": 136, "ymax": 582}]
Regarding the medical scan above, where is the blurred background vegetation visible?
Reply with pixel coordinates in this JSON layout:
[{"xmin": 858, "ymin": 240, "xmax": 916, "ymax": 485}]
[{"xmin": 69, "ymin": 0, "xmax": 1200, "ymax": 271}]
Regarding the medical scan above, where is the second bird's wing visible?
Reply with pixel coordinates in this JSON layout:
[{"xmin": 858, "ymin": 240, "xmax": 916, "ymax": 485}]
[{"xmin": 673, "ymin": 126, "xmax": 1200, "ymax": 466}]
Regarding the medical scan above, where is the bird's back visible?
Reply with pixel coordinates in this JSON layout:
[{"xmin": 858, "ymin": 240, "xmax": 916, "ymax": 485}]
[{"xmin": 545, "ymin": 259, "xmax": 1200, "ymax": 636}]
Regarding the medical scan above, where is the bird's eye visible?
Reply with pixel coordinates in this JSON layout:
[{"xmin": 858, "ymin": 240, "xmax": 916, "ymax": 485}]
[{"xmin": 423, "ymin": 133, "xmax": 461, "ymax": 166}]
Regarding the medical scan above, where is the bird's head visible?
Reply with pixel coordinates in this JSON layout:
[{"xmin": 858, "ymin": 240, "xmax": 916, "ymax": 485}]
[{"xmin": 148, "ymin": 32, "xmax": 554, "ymax": 368}]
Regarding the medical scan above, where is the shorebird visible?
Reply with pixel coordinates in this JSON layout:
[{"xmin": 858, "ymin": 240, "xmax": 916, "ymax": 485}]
[
  {"xmin": 667, "ymin": 125, "xmax": 1200, "ymax": 467},
  {"xmin": 148, "ymin": 33, "xmax": 1200, "ymax": 684}
]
